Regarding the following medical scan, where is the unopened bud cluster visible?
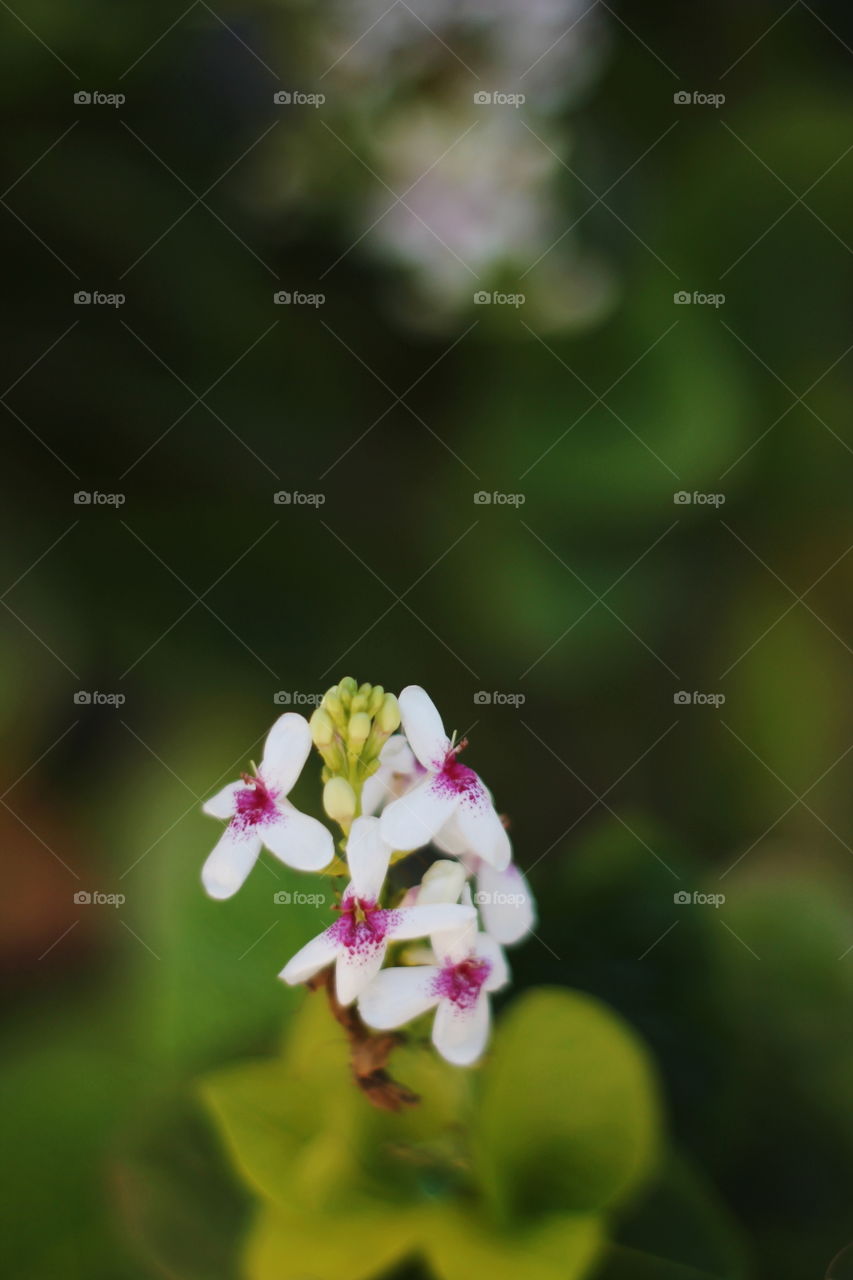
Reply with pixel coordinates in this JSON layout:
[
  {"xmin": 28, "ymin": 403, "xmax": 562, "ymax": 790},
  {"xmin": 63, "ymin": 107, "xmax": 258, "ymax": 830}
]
[{"xmin": 310, "ymin": 678, "xmax": 400, "ymax": 830}]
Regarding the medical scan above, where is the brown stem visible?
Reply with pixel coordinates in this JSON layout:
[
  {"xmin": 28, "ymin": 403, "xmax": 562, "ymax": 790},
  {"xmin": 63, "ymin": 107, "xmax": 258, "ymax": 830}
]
[{"xmin": 307, "ymin": 968, "xmax": 420, "ymax": 1112}]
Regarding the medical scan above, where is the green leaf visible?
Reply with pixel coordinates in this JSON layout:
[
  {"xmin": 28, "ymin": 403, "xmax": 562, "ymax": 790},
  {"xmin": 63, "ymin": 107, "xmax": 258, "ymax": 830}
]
[
  {"xmin": 200, "ymin": 992, "xmax": 362, "ymax": 1213},
  {"xmin": 474, "ymin": 988, "xmax": 661, "ymax": 1220},
  {"xmin": 423, "ymin": 1205, "xmax": 604, "ymax": 1280},
  {"xmin": 244, "ymin": 1204, "xmax": 422, "ymax": 1280}
]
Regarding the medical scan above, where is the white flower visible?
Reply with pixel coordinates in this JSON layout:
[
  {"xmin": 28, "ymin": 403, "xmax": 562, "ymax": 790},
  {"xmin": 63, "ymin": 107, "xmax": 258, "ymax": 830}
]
[
  {"xmin": 435, "ymin": 820, "xmax": 536, "ymax": 945},
  {"xmin": 359, "ymin": 912, "xmax": 509, "ymax": 1066},
  {"xmin": 201, "ymin": 713, "xmax": 334, "ymax": 899},
  {"xmin": 361, "ymin": 733, "xmax": 423, "ymax": 816},
  {"xmin": 279, "ymin": 816, "xmax": 475, "ymax": 1006},
  {"xmin": 470, "ymin": 857, "xmax": 536, "ymax": 945},
  {"xmin": 380, "ymin": 686, "xmax": 511, "ymax": 870}
]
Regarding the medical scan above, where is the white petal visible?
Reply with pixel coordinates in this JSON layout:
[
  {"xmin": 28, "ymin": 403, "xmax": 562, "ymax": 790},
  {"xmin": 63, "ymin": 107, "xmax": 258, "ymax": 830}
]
[
  {"xmin": 398, "ymin": 685, "xmax": 450, "ymax": 770},
  {"xmin": 201, "ymin": 825, "xmax": 261, "ymax": 899},
  {"xmin": 201, "ymin": 779, "xmax": 242, "ymax": 820},
  {"xmin": 259, "ymin": 713, "xmax": 312, "ymax": 795},
  {"xmin": 388, "ymin": 902, "xmax": 476, "ymax": 942},
  {"xmin": 279, "ymin": 929, "xmax": 338, "ymax": 985},
  {"xmin": 476, "ymin": 860, "xmax": 536, "ymax": 945},
  {"xmin": 358, "ymin": 966, "xmax": 440, "ymax": 1029},
  {"xmin": 454, "ymin": 789, "xmax": 511, "ymax": 871},
  {"xmin": 335, "ymin": 940, "xmax": 388, "ymax": 1006},
  {"xmin": 474, "ymin": 932, "xmax": 511, "ymax": 991},
  {"xmin": 261, "ymin": 806, "xmax": 334, "ymax": 872},
  {"xmin": 432, "ymin": 914, "xmax": 480, "ymax": 966},
  {"xmin": 380, "ymin": 778, "xmax": 457, "ymax": 852},
  {"xmin": 361, "ymin": 735, "xmax": 419, "ymax": 816},
  {"xmin": 432, "ymin": 811, "xmax": 469, "ymax": 857},
  {"xmin": 432, "ymin": 992, "xmax": 491, "ymax": 1066},
  {"xmin": 345, "ymin": 815, "xmax": 391, "ymax": 901}
]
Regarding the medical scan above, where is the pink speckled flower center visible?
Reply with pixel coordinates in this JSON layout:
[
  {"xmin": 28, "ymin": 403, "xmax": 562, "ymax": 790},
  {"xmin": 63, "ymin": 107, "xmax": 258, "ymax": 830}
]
[
  {"xmin": 433, "ymin": 956, "xmax": 491, "ymax": 1009},
  {"xmin": 434, "ymin": 744, "xmax": 480, "ymax": 799},
  {"xmin": 329, "ymin": 896, "xmax": 396, "ymax": 954},
  {"xmin": 232, "ymin": 775, "xmax": 279, "ymax": 830}
]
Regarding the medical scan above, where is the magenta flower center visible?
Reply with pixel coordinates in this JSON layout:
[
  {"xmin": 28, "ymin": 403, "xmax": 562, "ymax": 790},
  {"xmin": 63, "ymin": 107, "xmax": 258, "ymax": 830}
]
[
  {"xmin": 232, "ymin": 775, "xmax": 279, "ymax": 830},
  {"xmin": 329, "ymin": 896, "xmax": 397, "ymax": 955},
  {"xmin": 433, "ymin": 955, "xmax": 492, "ymax": 1009},
  {"xmin": 435, "ymin": 742, "xmax": 480, "ymax": 798}
]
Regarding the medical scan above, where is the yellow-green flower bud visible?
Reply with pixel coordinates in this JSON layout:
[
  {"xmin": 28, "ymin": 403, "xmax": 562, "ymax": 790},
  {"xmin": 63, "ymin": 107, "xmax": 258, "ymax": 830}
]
[
  {"xmin": 339, "ymin": 676, "xmax": 357, "ymax": 697},
  {"xmin": 323, "ymin": 776, "xmax": 357, "ymax": 826},
  {"xmin": 348, "ymin": 711, "xmax": 371, "ymax": 746},
  {"xmin": 322, "ymin": 691, "xmax": 345, "ymax": 725},
  {"xmin": 309, "ymin": 707, "xmax": 335, "ymax": 748},
  {"xmin": 376, "ymin": 692, "xmax": 401, "ymax": 734},
  {"xmin": 368, "ymin": 685, "xmax": 385, "ymax": 715},
  {"xmin": 418, "ymin": 859, "xmax": 467, "ymax": 905}
]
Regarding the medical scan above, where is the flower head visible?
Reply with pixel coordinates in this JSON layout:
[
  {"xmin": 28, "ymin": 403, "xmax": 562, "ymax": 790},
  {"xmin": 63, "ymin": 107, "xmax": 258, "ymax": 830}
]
[
  {"xmin": 201, "ymin": 713, "xmax": 334, "ymax": 899},
  {"xmin": 380, "ymin": 686, "xmax": 511, "ymax": 870},
  {"xmin": 359, "ymin": 907, "xmax": 510, "ymax": 1066},
  {"xmin": 279, "ymin": 816, "xmax": 475, "ymax": 1006}
]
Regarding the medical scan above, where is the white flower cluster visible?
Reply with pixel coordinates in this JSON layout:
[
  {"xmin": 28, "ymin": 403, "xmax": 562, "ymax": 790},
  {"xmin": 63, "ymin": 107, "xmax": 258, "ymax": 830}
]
[{"xmin": 201, "ymin": 684, "xmax": 535, "ymax": 1066}]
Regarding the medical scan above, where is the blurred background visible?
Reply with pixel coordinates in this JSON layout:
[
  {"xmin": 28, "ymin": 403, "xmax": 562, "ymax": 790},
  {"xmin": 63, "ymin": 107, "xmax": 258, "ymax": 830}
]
[{"xmin": 2, "ymin": 1, "xmax": 853, "ymax": 1277}]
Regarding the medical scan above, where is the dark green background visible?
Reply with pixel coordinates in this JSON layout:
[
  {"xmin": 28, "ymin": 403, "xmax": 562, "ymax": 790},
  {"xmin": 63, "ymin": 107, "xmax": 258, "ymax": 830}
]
[{"xmin": 2, "ymin": 2, "xmax": 852, "ymax": 1277}]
